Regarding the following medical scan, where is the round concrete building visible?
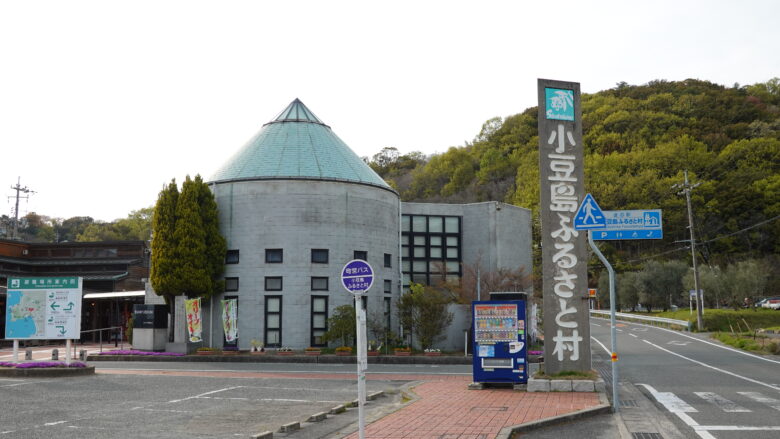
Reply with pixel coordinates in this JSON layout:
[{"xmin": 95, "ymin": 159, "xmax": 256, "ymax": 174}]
[{"xmin": 208, "ymin": 99, "xmax": 400, "ymax": 350}]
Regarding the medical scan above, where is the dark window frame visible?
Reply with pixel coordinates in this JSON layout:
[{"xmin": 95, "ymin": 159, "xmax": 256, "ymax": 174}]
[
  {"xmin": 265, "ymin": 248, "xmax": 283, "ymax": 263},
  {"xmin": 400, "ymin": 214, "xmax": 462, "ymax": 288},
  {"xmin": 383, "ymin": 279, "xmax": 392, "ymax": 294},
  {"xmin": 264, "ymin": 276, "xmax": 283, "ymax": 291},
  {"xmin": 311, "ymin": 276, "xmax": 329, "ymax": 291},
  {"xmin": 264, "ymin": 295, "xmax": 282, "ymax": 348},
  {"xmin": 225, "ymin": 249, "xmax": 240, "ymax": 264},
  {"xmin": 225, "ymin": 277, "xmax": 239, "ymax": 292},
  {"xmin": 384, "ymin": 253, "xmax": 392, "ymax": 268},
  {"xmin": 310, "ymin": 295, "xmax": 328, "ymax": 347},
  {"xmin": 311, "ymin": 248, "xmax": 329, "ymax": 264},
  {"xmin": 353, "ymin": 250, "xmax": 367, "ymax": 261}
]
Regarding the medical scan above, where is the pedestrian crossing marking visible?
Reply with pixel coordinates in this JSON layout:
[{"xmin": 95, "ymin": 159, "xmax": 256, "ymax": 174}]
[
  {"xmin": 739, "ymin": 392, "xmax": 780, "ymax": 411},
  {"xmin": 694, "ymin": 392, "xmax": 750, "ymax": 412}
]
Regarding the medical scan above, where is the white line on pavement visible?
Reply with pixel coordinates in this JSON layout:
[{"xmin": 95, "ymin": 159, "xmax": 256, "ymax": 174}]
[
  {"xmin": 694, "ymin": 392, "xmax": 751, "ymax": 412},
  {"xmin": 592, "ymin": 317, "xmax": 780, "ymax": 365},
  {"xmin": 590, "ymin": 336, "xmax": 611, "ymax": 356},
  {"xmin": 638, "ymin": 384, "xmax": 716, "ymax": 439},
  {"xmin": 693, "ymin": 425, "xmax": 780, "ymax": 431},
  {"xmin": 629, "ymin": 334, "xmax": 638, "ymax": 338},
  {"xmin": 167, "ymin": 386, "xmax": 243, "ymax": 403},
  {"xmin": 738, "ymin": 392, "xmax": 780, "ymax": 410},
  {"xmin": 642, "ymin": 340, "xmax": 780, "ymax": 392}
]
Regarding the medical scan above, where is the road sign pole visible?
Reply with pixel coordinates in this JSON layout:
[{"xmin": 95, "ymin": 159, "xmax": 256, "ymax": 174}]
[
  {"xmin": 65, "ymin": 339, "xmax": 72, "ymax": 365},
  {"xmin": 355, "ymin": 294, "xmax": 366, "ymax": 439},
  {"xmin": 13, "ymin": 340, "xmax": 19, "ymax": 363},
  {"xmin": 588, "ymin": 231, "xmax": 619, "ymax": 413}
]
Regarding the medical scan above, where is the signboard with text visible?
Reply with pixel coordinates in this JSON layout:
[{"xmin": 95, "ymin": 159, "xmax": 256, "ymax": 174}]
[
  {"xmin": 341, "ymin": 259, "xmax": 375, "ymax": 295},
  {"xmin": 592, "ymin": 209, "xmax": 663, "ymax": 240},
  {"xmin": 5, "ymin": 277, "xmax": 82, "ymax": 339},
  {"xmin": 537, "ymin": 79, "xmax": 590, "ymax": 374}
]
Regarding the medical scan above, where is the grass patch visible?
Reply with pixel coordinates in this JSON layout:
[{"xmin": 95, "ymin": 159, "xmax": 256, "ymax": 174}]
[
  {"xmin": 711, "ymin": 332, "xmax": 780, "ymax": 355},
  {"xmin": 534, "ymin": 369, "xmax": 599, "ymax": 380}
]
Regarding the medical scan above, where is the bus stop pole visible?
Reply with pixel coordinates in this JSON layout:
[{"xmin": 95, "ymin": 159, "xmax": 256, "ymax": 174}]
[{"xmin": 588, "ymin": 231, "xmax": 619, "ymax": 412}]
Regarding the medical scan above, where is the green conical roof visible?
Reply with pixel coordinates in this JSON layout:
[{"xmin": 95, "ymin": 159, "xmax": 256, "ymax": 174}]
[{"xmin": 209, "ymin": 99, "xmax": 392, "ymax": 191}]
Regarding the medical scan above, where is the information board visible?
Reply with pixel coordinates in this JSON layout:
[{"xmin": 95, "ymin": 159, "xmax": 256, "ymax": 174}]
[
  {"xmin": 5, "ymin": 277, "xmax": 82, "ymax": 339},
  {"xmin": 592, "ymin": 209, "xmax": 663, "ymax": 240}
]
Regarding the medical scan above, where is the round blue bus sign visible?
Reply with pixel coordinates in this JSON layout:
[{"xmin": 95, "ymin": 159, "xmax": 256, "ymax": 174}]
[{"xmin": 341, "ymin": 259, "xmax": 374, "ymax": 295}]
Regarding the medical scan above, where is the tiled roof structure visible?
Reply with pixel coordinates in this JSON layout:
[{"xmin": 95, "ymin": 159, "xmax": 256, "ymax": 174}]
[{"xmin": 209, "ymin": 99, "xmax": 391, "ymax": 190}]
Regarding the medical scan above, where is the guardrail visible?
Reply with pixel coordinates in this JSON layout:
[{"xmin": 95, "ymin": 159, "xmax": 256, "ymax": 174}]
[
  {"xmin": 589, "ymin": 310, "xmax": 692, "ymax": 331},
  {"xmin": 80, "ymin": 326, "xmax": 124, "ymax": 353}
]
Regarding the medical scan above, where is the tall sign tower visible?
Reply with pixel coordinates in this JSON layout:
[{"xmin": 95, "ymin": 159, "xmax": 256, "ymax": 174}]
[{"xmin": 537, "ymin": 79, "xmax": 591, "ymax": 373}]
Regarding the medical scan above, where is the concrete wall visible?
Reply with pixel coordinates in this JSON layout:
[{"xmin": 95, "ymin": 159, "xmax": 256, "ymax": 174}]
[{"xmin": 211, "ymin": 179, "xmax": 400, "ymax": 350}]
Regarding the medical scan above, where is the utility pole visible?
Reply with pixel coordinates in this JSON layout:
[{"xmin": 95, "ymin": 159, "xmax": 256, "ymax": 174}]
[
  {"xmin": 8, "ymin": 177, "xmax": 34, "ymax": 240},
  {"xmin": 675, "ymin": 170, "xmax": 703, "ymax": 331}
]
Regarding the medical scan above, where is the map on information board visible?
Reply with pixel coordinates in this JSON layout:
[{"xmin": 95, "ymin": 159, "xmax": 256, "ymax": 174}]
[{"xmin": 5, "ymin": 277, "xmax": 82, "ymax": 339}]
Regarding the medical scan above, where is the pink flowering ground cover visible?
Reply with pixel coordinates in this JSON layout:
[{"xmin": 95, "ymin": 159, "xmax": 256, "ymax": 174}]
[
  {"xmin": 98, "ymin": 349, "xmax": 184, "ymax": 356},
  {"xmin": 0, "ymin": 361, "xmax": 87, "ymax": 368}
]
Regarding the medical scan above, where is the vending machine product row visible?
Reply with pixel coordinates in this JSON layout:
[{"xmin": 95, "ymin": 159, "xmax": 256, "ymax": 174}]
[{"xmin": 472, "ymin": 300, "xmax": 527, "ymax": 384}]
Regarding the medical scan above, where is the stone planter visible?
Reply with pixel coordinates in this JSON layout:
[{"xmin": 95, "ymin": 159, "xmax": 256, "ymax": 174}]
[
  {"xmin": 394, "ymin": 350, "xmax": 411, "ymax": 356},
  {"xmin": 222, "ymin": 350, "xmax": 239, "ymax": 356},
  {"xmin": 305, "ymin": 350, "xmax": 321, "ymax": 356},
  {"xmin": 336, "ymin": 351, "xmax": 352, "ymax": 356},
  {"xmin": 367, "ymin": 351, "xmax": 379, "ymax": 357},
  {"xmin": 196, "ymin": 351, "xmax": 219, "ymax": 356},
  {"xmin": 277, "ymin": 351, "xmax": 295, "ymax": 356},
  {"xmin": 424, "ymin": 352, "xmax": 441, "ymax": 357},
  {"xmin": 250, "ymin": 350, "xmax": 266, "ymax": 355}
]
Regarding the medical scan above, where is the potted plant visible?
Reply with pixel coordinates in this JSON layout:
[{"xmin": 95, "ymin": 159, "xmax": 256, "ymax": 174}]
[
  {"xmin": 394, "ymin": 346, "xmax": 411, "ymax": 356},
  {"xmin": 305, "ymin": 347, "xmax": 322, "ymax": 356},
  {"xmin": 335, "ymin": 346, "xmax": 353, "ymax": 356},
  {"xmin": 424, "ymin": 348, "xmax": 441, "ymax": 357},
  {"xmin": 367, "ymin": 341, "xmax": 380, "ymax": 357},
  {"xmin": 250, "ymin": 339, "xmax": 265, "ymax": 354},
  {"xmin": 276, "ymin": 347, "xmax": 294, "ymax": 355}
]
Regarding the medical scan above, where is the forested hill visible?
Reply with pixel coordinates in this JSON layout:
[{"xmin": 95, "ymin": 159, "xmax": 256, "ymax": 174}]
[{"xmin": 368, "ymin": 78, "xmax": 780, "ymax": 269}]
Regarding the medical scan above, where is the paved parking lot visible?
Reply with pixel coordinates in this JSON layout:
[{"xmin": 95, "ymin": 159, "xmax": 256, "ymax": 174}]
[{"xmin": 0, "ymin": 371, "xmax": 409, "ymax": 438}]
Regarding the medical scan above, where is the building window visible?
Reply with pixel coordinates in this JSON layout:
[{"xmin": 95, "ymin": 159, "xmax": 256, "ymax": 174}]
[
  {"xmin": 384, "ymin": 279, "xmax": 391, "ymax": 294},
  {"xmin": 265, "ymin": 249, "xmax": 283, "ymax": 263},
  {"xmin": 311, "ymin": 277, "xmax": 329, "ymax": 291},
  {"xmin": 311, "ymin": 249, "xmax": 329, "ymax": 264},
  {"xmin": 265, "ymin": 276, "xmax": 283, "ymax": 291},
  {"xmin": 225, "ymin": 277, "xmax": 239, "ymax": 292},
  {"xmin": 311, "ymin": 296, "xmax": 328, "ymax": 347},
  {"xmin": 265, "ymin": 296, "xmax": 282, "ymax": 347},
  {"xmin": 384, "ymin": 297, "xmax": 392, "ymax": 330},
  {"xmin": 361, "ymin": 295, "xmax": 368, "ymax": 310},
  {"xmin": 354, "ymin": 250, "xmax": 367, "ymax": 261},
  {"xmin": 401, "ymin": 214, "xmax": 462, "ymax": 289},
  {"xmin": 384, "ymin": 253, "xmax": 392, "ymax": 268},
  {"xmin": 225, "ymin": 250, "xmax": 239, "ymax": 264}
]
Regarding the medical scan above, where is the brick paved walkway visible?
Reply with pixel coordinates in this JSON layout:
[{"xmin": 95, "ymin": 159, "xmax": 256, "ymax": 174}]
[{"xmin": 345, "ymin": 380, "xmax": 600, "ymax": 439}]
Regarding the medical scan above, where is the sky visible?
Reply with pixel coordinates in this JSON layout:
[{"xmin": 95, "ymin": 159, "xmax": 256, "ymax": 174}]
[{"xmin": 1, "ymin": 0, "xmax": 779, "ymax": 222}]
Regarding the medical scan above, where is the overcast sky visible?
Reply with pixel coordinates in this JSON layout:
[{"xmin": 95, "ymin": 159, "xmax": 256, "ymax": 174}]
[{"xmin": 2, "ymin": 0, "xmax": 778, "ymax": 222}]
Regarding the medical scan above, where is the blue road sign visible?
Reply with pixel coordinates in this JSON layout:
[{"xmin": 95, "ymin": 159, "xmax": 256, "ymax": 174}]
[
  {"xmin": 341, "ymin": 259, "xmax": 374, "ymax": 295},
  {"xmin": 574, "ymin": 193, "xmax": 606, "ymax": 229},
  {"xmin": 592, "ymin": 209, "xmax": 663, "ymax": 241}
]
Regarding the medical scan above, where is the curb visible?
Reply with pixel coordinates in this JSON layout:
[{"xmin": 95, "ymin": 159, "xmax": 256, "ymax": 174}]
[
  {"xmin": 87, "ymin": 354, "xmax": 473, "ymax": 365},
  {"xmin": 0, "ymin": 365, "xmax": 96, "ymax": 378},
  {"xmin": 496, "ymin": 402, "xmax": 613, "ymax": 439}
]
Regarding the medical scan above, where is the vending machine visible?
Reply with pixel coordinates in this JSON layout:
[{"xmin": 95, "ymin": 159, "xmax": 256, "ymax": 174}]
[{"xmin": 472, "ymin": 300, "xmax": 527, "ymax": 384}]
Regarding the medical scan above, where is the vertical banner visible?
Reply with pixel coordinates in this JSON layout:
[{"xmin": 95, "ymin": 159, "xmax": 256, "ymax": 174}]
[
  {"xmin": 185, "ymin": 298, "xmax": 202, "ymax": 343},
  {"xmin": 537, "ymin": 79, "xmax": 591, "ymax": 373},
  {"xmin": 221, "ymin": 299, "xmax": 238, "ymax": 343}
]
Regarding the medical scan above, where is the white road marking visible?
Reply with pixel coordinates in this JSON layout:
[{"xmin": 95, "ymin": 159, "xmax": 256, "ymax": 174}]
[
  {"xmin": 629, "ymin": 334, "xmax": 638, "ymax": 338},
  {"xmin": 667, "ymin": 341, "xmax": 691, "ymax": 346},
  {"xmin": 642, "ymin": 339, "xmax": 780, "ymax": 392},
  {"xmin": 592, "ymin": 316, "xmax": 780, "ymax": 365},
  {"xmin": 631, "ymin": 327, "xmax": 648, "ymax": 332},
  {"xmin": 168, "ymin": 386, "xmax": 243, "ymax": 403},
  {"xmin": 592, "ymin": 323, "xmax": 601, "ymax": 327},
  {"xmin": 694, "ymin": 392, "xmax": 750, "ymax": 412},
  {"xmin": 43, "ymin": 421, "xmax": 67, "ymax": 426},
  {"xmin": 638, "ymin": 384, "xmax": 716, "ymax": 439},
  {"xmin": 693, "ymin": 425, "xmax": 780, "ymax": 431},
  {"xmin": 590, "ymin": 336, "xmax": 611, "ymax": 356},
  {"xmin": 739, "ymin": 392, "xmax": 780, "ymax": 410}
]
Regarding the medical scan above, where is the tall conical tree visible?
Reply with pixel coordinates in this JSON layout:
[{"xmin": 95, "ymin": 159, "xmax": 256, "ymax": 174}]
[
  {"xmin": 150, "ymin": 180, "xmax": 179, "ymax": 304},
  {"xmin": 173, "ymin": 176, "xmax": 211, "ymax": 297},
  {"xmin": 195, "ymin": 175, "xmax": 227, "ymax": 297}
]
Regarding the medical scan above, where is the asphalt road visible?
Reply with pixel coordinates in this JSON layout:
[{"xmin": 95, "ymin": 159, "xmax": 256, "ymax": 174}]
[
  {"xmin": 591, "ymin": 317, "xmax": 780, "ymax": 439},
  {"xmin": 0, "ymin": 361, "xmax": 471, "ymax": 439}
]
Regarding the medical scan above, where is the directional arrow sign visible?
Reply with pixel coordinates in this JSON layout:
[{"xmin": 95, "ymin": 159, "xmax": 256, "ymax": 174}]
[
  {"xmin": 50, "ymin": 302, "xmax": 60, "ymax": 311},
  {"xmin": 573, "ymin": 193, "xmax": 607, "ymax": 229},
  {"xmin": 63, "ymin": 302, "xmax": 74, "ymax": 311},
  {"xmin": 56, "ymin": 325, "xmax": 66, "ymax": 335}
]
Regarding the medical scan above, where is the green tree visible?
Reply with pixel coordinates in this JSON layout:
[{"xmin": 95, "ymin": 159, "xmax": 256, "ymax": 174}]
[
  {"xmin": 195, "ymin": 176, "xmax": 226, "ymax": 295},
  {"xmin": 173, "ymin": 176, "xmax": 211, "ymax": 297},
  {"xmin": 396, "ymin": 283, "xmax": 454, "ymax": 350},
  {"xmin": 322, "ymin": 304, "xmax": 357, "ymax": 347},
  {"xmin": 150, "ymin": 180, "xmax": 179, "ymax": 305},
  {"xmin": 637, "ymin": 260, "xmax": 688, "ymax": 312}
]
